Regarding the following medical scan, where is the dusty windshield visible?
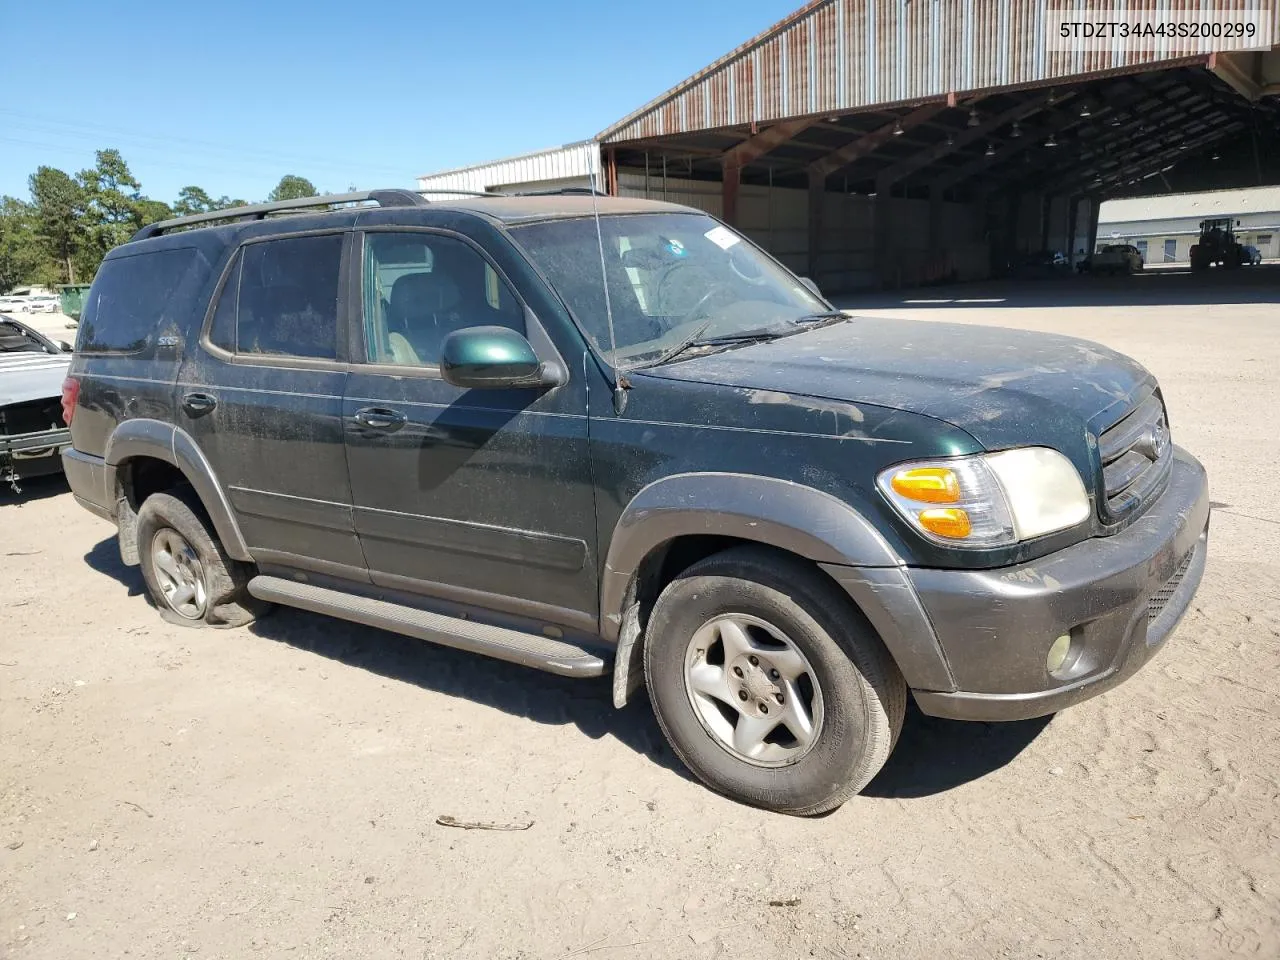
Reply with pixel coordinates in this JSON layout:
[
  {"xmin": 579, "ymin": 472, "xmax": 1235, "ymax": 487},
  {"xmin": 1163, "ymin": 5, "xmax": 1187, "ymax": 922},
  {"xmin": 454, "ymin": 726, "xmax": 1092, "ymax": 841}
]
[{"xmin": 508, "ymin": 212, "xmax": 829, "ymax": 366}]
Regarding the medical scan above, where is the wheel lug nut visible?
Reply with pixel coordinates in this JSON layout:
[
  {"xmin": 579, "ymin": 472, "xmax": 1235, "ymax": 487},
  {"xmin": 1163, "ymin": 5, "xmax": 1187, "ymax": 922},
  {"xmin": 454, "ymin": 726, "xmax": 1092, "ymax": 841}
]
[
  {"xmin": 732, "ymin": 666, "xmax": 744, "ymax": 677},
  {"xmin": 748, "ymin": 656, "xmax": 759, "ymax": 666},
  {"xmin": 769, "ymin": 669, "xmax": 780, "ymax": 680},
  {"xmin": 738, "ymin": 690, "xmax": 749, "ymax": 701},
  {"xmin": 760, "ymin": 703, "xmax": 770, "ymax": 714},
  {"xmin": 774, "ymin": 693, "xmax": 784, "ymax": 704}
]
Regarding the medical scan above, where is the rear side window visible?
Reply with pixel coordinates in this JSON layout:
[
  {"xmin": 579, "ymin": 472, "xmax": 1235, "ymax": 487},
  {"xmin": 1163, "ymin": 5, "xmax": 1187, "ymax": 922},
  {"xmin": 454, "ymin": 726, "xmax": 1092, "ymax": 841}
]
[
  {"xmin": 206, "ymin": 234, "xmax": 343, "ymax": 360},
  {"xmin": 78, "ymin": 248, "xmax": 204, "ymax": 354}
]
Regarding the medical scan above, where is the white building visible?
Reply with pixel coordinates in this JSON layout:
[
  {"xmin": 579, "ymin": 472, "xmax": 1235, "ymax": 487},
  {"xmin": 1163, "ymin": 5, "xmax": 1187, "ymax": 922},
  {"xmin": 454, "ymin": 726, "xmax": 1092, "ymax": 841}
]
[
  {"xmin": 417, "ymin": 141, "xmax": 604, "ymax": 200},
  {"xmin": 1098, "ymin": 186, "xmax": 1280, "ymax": 264}
]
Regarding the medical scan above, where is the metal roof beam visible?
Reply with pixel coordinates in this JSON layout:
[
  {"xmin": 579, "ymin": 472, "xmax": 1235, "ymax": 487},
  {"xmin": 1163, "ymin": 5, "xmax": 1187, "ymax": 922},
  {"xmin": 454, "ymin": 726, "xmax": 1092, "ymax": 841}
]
[
  {"xmin": 723, "ymin": 117, "xmax": 821, "ymax": 173},
  {"xmin": 1094, "ymin": 125, "xmax": 1246, "ymax": 194},
  {"xmin": 989, "ymin": 96, "xmax": 1226, "ymax": 194},
  {"xmin": 808, "ymin": 102, "xmax": 949, "ymax": 181},
  {"xmin": 1063, "ymin": 122, "xmax": 1244, "ymax": 196},
  {"xmin": 875, "ymin": 92, "xmax": 1067, "ymax": 189},
  {"xmin": 932, "ymin": 101, "xmax": 1125, "ymax": 192}
]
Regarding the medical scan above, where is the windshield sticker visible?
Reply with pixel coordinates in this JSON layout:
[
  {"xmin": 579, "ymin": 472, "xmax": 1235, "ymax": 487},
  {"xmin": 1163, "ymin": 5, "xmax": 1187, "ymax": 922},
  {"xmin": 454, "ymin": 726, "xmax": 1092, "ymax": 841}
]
[{"xmin": 704, "ymin": 225, "xmax": 741, "ymax": 250}]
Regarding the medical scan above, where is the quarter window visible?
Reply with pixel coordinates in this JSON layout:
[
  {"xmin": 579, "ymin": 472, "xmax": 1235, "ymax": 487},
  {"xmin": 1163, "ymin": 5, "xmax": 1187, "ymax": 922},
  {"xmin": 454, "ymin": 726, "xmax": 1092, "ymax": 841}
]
[
  {"xmin": 362, "ymin": 232, "xmax": 522, "ymax": 367},
  {"xmin": 206, "ymin": 234, "xmax": 343, "ymax": 360}
]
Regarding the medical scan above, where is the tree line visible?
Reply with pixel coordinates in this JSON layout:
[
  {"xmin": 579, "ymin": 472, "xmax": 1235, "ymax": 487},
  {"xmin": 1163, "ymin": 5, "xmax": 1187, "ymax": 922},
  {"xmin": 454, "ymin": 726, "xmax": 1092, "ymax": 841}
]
[{"xmin": 0, "ymin": 148, "xmax": 321, "ymax": 292}]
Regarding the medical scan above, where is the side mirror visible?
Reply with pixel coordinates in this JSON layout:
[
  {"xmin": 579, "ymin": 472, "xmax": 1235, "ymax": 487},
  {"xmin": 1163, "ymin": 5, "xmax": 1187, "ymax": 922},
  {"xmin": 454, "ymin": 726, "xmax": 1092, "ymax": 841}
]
[
  {"xmin": 58, "ymin": 341, "xmax": 73, "ymax": 353},
  {"xmin": 799, "ymin": 276, "xmax": 822, "ymax": 299},
  {"xmin": 440, "ymin": 326, "xmax": 553, "ymax": 390}
]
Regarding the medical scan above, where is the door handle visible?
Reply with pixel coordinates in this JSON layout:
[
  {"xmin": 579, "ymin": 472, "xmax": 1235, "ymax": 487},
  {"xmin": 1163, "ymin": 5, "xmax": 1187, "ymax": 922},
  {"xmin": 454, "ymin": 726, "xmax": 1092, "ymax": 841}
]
[
  {"xmin": 352, "ymin": 407, "xmax": 407, "ymax": 431},
  {"xmin": 182, "ymin": 392, "xmax": 218, "ymax": 417}
]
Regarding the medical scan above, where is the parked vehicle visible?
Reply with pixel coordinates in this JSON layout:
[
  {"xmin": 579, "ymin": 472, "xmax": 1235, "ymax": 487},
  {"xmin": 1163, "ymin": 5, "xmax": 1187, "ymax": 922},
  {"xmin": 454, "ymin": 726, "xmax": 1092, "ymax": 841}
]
[
  {"xmin": 1013, "ymin": 249, "xmax": 1069, "ymax": 279},
  {"xmin": 1, "ymin": 315, "xmax": 72, "ymax": 488},
  {"xmin": 0, "ymin": 296, "xmax": 32, "ymax": 313},
  {"xmin": 1091, "ymin": 243, "xmax": 1145, "ymax": 275},
  {"xmin": 27, "ymin": 295, "xmax": 60, "ymax": 314},
  {"xmin": 60, "ymin": 190, "xmax": 1210, "ymax": 814},
  {"xmin": 1241, "ymin": 245, "xmax": 1263, "ymax": 266},
  {"xmin": 1190, "ymin": 218, "xmax": 1244, "ymax": 271}
]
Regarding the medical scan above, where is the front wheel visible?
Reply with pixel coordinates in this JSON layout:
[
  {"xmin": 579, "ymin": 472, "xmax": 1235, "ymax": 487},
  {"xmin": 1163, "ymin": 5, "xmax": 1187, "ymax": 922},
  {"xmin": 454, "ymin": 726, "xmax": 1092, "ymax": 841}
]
[{"xmin": 644, "ymin": 547, "xmax": 906, "ymax": 815}]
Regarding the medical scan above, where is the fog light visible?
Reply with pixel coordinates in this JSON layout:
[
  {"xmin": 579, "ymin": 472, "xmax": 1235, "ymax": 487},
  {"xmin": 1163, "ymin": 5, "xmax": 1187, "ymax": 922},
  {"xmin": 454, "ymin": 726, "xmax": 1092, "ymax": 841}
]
[{"xmin": 1046, "ymin": 634, "xmax": 1073, "ymax": 674}]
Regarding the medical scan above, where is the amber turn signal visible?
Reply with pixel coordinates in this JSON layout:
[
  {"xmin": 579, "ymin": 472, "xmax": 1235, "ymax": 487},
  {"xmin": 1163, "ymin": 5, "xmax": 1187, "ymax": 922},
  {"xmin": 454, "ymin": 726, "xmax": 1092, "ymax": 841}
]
[
  {"xmin": 918, "ymin": 508, "xmax": 972, "ymax": 539},
  {"xmin": 890, "ymin": 467, "xmax": 960, "ymax": 504}
]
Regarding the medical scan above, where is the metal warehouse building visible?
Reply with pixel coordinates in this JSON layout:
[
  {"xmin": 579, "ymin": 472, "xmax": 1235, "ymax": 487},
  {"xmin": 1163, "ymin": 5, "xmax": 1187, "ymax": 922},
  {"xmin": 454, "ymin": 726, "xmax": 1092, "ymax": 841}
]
[{"xmin": 420, "ymin": 0, "xmax": 1280, "ymax": 292}]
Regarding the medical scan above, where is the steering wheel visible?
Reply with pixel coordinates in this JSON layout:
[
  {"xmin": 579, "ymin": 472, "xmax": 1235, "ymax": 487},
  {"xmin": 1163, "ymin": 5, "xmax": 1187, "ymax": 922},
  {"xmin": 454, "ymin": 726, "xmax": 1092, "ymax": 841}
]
[{"xmin": 678, "ymin": 281, "xmax": 735, "ymax": 326}]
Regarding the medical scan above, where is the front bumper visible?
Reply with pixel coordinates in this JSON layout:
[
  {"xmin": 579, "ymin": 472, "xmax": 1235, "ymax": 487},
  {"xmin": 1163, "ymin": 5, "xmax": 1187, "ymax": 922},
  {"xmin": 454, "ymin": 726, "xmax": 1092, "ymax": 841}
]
[
  {"xmin": 1, "ymin": 426, "xmax": 71, "ymax": 479},
  {"xmin": 904, "ymin": 446, "xmax": 1209, "ymax": 721}
]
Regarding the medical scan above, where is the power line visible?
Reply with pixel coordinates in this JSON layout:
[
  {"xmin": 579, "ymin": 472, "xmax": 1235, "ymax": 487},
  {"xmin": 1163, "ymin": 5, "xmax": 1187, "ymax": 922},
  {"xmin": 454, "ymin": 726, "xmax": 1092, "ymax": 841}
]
[
  {"xmin": 0, "ymin": 110, "xmax": 410, "ymax": 177},
  {"xmin": 0, "ymin": 135, "xmax": 401, "ymax": 193}
]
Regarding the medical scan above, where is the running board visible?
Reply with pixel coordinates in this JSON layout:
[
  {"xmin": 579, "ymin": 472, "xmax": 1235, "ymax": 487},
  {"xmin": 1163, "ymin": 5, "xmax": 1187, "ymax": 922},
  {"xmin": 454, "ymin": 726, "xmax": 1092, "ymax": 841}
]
[{"xmin": 247, "ymin": 576, "xmax": 608, "ymax": 678}]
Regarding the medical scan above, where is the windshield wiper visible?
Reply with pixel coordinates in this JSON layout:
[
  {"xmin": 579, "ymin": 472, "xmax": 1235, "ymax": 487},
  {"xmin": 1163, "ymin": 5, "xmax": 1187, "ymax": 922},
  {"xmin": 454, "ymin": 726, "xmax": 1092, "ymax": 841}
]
[
  {"xmin": 630, "ymin": 322, "xmax": 789, "ymax": 370},
  {"xmin": 792, "ymin": 311, "xmax": 850, "ymax": 326}
]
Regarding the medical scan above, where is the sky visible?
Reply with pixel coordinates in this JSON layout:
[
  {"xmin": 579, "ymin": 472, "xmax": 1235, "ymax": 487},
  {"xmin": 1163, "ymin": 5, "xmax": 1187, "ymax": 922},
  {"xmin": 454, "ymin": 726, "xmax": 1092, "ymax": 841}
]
[{"xmin": 1, "ymin": 0, "xmax": 801, "ymax": 206}]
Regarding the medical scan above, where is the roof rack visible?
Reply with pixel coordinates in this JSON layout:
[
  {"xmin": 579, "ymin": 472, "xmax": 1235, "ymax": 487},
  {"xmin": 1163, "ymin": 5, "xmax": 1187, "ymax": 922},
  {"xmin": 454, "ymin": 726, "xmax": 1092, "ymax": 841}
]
[
  {"xmin": 131, "ymin": 188, "xmax": 430, "ymax": 241},
  {"xmin": 512, "ymin": 187, "xmax": 608, "ymax": 197}
]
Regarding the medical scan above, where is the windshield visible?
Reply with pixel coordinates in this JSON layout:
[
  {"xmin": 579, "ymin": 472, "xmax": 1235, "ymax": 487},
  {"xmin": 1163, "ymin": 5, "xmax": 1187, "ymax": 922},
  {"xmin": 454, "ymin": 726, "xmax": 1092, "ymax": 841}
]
[{"xmin": 508, "ymin": 212, "xmax": 829, "ymax": 366}]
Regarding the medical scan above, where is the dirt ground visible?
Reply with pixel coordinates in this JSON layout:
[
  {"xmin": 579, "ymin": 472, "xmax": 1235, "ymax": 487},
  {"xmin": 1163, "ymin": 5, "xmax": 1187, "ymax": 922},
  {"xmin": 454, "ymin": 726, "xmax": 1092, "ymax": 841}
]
[{"xmin": 3, "ymin": 269, "xmax": 1278, "ymax": 960}]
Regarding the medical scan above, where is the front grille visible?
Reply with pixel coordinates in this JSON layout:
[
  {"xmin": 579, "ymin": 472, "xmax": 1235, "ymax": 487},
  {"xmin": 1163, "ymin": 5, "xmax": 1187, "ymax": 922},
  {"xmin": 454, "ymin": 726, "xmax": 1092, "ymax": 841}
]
[
  {"xmin": 1097, "ymin": 393, "xmax": 1172, "ymax": 523},
  {"xmin": 1149, "ymin": 550, "xmax": 1194, "ymax": 623}
]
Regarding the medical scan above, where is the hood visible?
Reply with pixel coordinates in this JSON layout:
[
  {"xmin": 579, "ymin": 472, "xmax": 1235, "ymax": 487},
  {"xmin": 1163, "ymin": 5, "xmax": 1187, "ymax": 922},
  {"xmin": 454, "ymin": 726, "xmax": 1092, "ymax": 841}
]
[
  {"xmin": 650, "ymin": 315, "xmax": 1152, "ymax": 450},
  {"xmin": 0, "ymin": 352, "xmax": 72, "ymax": 407}
]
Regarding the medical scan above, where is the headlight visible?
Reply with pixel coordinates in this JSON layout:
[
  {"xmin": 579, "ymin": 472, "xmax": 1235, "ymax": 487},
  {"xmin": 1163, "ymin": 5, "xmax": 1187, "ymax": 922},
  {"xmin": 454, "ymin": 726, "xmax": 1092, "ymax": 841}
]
[{"xmin": 877, "ymin": 448, "xmax": 1090, "ymax": 548}]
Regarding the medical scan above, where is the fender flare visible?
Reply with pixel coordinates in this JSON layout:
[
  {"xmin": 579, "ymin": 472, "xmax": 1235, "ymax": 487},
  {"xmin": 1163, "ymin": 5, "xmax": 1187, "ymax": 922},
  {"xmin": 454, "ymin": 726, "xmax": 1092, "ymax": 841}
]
[
  {"xmin": 600, "ymin": 472, "xmax": 902, "ymax": 642},
  {"xmin": 600, "ymin": 472, "xmax": 957, "ymax": 700},
  {"xmin": 104, "ymin": 419, "xmax": 252, "ymax": 561}
]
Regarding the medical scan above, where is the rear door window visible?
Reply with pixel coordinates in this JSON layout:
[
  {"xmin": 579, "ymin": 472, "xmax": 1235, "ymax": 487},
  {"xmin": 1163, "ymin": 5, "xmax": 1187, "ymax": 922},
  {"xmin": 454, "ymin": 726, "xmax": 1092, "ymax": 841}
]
[
  {"xmin": 205, "ymin": 233, "xmax": 344, "ymax": 361},
  {"xmin": 78, "ymin": 247, "xmax": 206, "ymax": 354}
]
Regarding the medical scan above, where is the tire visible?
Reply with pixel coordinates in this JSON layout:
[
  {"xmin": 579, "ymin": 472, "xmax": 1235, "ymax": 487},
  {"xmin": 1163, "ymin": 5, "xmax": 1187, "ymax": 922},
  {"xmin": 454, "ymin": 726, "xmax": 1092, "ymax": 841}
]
[
  {"xmin": 643, "ymin": 546, "xmax": 907, "ymax": 815},
  {"xmin": 136, "ymin": 487, "xmax": 266, "ymax": 628}
]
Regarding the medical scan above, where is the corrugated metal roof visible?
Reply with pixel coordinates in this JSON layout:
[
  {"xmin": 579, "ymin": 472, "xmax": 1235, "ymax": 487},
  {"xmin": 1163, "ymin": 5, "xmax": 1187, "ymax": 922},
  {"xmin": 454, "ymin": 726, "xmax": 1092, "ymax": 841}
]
[
  {"xmin": 417, "ymin": 141, "xmax": 601, "ymax": 197},
  {"xmin": 1100, "ymin": 186, "xmax": 1280, "ymax": 224},
  {"xmin": 599, "ymin": 0, "xmax": 1276, "ymax": 143}
]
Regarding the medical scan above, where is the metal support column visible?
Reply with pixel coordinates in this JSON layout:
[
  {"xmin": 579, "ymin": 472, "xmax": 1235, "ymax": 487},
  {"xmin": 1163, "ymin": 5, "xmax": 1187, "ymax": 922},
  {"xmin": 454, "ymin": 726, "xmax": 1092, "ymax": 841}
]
[
  {"xmin": 722, "ymin": 162, "xmax": 741, "ymax": 226},
  {"xmin": 808, "ymin": 173, "xmax": 824, "ymax": 281}
]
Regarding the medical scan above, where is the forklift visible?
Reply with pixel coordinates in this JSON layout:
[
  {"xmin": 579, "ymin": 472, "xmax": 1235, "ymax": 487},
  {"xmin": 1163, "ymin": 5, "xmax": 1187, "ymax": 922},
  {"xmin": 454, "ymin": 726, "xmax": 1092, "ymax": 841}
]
[{"xmin": 1189, "ymin": 217, "xmax": 1244, "ymax": 271}]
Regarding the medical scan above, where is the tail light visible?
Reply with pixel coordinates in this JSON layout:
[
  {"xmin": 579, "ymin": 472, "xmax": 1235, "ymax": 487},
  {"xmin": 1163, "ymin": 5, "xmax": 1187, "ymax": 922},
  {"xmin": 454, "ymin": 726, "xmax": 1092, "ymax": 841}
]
[{"xmin": 61, "ymin": 377, "xmax": 80, "ymax": 426}]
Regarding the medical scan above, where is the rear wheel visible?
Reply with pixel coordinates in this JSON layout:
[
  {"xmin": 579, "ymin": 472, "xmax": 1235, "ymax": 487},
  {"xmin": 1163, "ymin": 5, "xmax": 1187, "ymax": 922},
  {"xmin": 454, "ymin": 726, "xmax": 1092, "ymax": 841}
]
[
  {"xmin": 136, "ymin": 488, "xmax": 266, "ymax": 628},
  {"xmin": 644, "ymin": 546, "xmax": 906, "ymax": 815}
]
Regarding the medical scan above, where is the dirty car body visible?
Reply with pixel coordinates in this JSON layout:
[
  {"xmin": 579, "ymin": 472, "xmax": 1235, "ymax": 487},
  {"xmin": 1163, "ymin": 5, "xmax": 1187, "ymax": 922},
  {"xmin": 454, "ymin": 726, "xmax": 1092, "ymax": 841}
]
[
  {"xmin": 59, "ymin": 191, "xmax": 1209, "ymax": 813},
  {"xmin": 0, "ymin": 315, "xmax": 71, "ymax": 486}
]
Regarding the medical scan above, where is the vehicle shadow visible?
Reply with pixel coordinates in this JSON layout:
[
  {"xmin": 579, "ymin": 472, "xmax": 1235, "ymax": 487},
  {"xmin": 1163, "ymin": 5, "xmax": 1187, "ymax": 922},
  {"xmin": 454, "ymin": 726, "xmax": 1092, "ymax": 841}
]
[
  {"xmin": 0, "ymin": 473, "xmax": 70, "ymax": 507},
  {"xmin": 83, "ymin": 536, "xmax": 146, "ymax": 597},
  {"xmin": 863, "ymin": 702, "xmax": 1052, "ymax": 798},
  {"xmin": 246, "ymin": 607, "xmax": 693, "ymax": 781},
  {"xmin": 81, "ymin": 532, "xmax": 691, "ymax": 780},
  {"xmin": 81, "ymin": 534, "xmax": 1048, "ymax": 798}
]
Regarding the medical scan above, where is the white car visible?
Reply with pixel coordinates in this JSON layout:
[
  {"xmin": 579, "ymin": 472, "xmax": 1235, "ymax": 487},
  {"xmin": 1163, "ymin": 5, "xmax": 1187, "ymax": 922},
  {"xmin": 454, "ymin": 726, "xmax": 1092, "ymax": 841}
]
[
  {"xmin": 1091, "ymin": 244, "xmax": 1145, "ymax": 275},
  {"xmin": 27, "ymin": 296, "xmax": 59, "ymax": 314}
]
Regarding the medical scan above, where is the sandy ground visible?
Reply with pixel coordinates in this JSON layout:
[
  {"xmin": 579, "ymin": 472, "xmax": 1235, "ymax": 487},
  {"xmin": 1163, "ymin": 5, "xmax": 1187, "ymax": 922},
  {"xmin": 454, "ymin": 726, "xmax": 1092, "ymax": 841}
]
[{"xmin": 2, "ymin": 269, "xmax": 1278, "ymax": 960}]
